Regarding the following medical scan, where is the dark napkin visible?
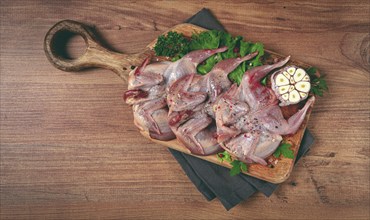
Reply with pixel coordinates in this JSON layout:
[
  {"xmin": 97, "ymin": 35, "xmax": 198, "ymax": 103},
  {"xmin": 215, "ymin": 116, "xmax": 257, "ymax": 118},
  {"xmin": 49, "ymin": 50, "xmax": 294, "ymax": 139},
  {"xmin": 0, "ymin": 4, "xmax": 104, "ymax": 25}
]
[{"xmin": 169, "ymin": 8, "xmax": 315, "ymax": 210}]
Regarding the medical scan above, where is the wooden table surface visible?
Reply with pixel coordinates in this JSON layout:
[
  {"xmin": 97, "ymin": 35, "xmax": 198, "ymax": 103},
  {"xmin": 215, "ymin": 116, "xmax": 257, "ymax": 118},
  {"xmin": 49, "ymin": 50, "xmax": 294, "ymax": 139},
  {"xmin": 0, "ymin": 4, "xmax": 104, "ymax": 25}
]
[{"xmin": 1, "ymin": 1, "xmax": 369, "ymax": 219}]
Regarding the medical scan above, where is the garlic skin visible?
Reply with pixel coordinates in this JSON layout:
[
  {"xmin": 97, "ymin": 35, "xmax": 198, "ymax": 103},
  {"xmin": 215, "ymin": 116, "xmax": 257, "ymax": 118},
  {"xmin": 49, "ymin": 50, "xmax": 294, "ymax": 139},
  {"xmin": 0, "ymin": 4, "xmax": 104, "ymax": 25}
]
[{"xmin": 271, "ymin": 65, "xmax": 311, "ymax": 106}]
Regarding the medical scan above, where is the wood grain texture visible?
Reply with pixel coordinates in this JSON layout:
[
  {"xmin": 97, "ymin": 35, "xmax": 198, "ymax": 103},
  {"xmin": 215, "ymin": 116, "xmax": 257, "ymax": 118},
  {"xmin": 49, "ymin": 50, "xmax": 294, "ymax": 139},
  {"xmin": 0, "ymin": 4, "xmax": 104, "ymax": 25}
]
[
  {"xmin": 0, "ymin": 0, "xmax": 369, "ymax": 219},
  {"xmin": 44, "ymin": 20, "xmax": 152, "ymax": 81}
]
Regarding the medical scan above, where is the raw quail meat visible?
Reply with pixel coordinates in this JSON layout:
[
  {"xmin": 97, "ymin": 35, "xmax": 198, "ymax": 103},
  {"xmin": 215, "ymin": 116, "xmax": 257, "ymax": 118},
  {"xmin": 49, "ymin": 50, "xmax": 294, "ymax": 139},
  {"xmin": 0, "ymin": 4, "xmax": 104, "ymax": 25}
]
[
  {"xmin": 167, "ymin": 53, "xmax": 258, "ymax": 155},
  {"xmin": 214, "ymin": 56, "xmax": 315, "ymax": 165},
  {"xmin": 124, "ymin": 47, "xmax": 227, "ymax": 141},
  {"xmin": 123, "ymin": 46, "xmax": 314, "ymax": 165}
]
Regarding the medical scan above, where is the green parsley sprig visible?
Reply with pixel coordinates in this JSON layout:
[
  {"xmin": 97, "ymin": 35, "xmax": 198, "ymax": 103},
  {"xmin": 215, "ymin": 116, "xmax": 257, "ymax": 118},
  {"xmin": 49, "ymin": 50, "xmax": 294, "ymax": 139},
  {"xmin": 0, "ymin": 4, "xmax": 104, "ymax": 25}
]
[
  {"xmin": 306, "ymin": 67, "xmax": 328, "ymax": 97},
  {"xmin": 273, "ymin": 143, "xmax": 294, "ymax": 159},
  {"xmin": 153, "ymin": 30, "xmax": 264, "ymax": 85},
  {"xmin": 153, "ymin": 31, "xmax": 190, "ymax": 61},
  {"xmin": 217, "ymin": 151, "xmax": 248, "ymax": 176}
]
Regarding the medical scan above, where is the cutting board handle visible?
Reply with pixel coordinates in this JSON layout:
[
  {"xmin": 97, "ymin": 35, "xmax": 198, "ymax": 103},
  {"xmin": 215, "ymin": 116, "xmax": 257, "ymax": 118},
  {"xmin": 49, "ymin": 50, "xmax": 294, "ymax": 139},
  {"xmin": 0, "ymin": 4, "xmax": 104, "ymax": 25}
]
[{"xmin": 44, "ymin": 20, "xmax": 152, "ymax": 81}]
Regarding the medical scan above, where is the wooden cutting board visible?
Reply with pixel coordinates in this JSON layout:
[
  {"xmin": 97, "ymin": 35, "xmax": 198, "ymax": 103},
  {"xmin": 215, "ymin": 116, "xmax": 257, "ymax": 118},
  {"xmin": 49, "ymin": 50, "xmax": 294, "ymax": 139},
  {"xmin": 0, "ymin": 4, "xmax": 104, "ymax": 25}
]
[{"xmin": 44, "ymin": 20, "xmax": 315, "ymax": 184}]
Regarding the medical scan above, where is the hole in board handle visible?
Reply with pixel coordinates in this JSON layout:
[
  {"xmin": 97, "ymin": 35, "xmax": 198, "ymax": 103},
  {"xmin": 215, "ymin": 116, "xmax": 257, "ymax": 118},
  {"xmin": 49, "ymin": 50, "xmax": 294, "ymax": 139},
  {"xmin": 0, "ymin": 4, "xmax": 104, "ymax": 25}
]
[{"xmin": 51, "ymin": 30, "xmax": 87, "ymax": 60}]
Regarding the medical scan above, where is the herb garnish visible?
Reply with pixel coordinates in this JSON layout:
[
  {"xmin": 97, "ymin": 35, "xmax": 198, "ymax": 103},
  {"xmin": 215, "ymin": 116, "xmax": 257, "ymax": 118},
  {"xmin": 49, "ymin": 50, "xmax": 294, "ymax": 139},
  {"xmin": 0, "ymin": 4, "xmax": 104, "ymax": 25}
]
[
  {"xmin": 154, "ymin": 31, "xmax": 190, "ymax": 61},
  {"xmin": 189, "ymin": 30, "xmax": 264, "ymax": 84},
  {"xmin": 154, "ymin": 30, "xmax": 264, "ymax": 85},
  {"xmin": 273, "ymin": 143, "xmax": 294, "ymax": 159},
  {"xmin": 217, "ymin": 151, "xmax": 248, "ymax": 176},
  {"xmin": 306, "ymin": 67, "xmax": 328, "ymax": 97}
]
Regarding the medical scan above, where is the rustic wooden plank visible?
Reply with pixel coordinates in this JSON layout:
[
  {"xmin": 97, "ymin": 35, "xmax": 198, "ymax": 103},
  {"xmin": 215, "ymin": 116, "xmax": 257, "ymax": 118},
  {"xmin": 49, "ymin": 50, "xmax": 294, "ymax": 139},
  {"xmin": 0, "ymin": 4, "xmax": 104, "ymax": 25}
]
[{"xmin": 1, "ymin": 0, "xmax": 369, "ymax": 219}]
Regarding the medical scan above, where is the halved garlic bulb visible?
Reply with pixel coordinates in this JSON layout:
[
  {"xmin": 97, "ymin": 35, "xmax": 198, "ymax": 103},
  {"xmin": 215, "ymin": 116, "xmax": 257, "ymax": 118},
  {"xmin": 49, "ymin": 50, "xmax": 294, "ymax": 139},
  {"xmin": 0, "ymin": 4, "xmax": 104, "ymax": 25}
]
[{"xmin": 271, "ymin": 66, "xmax": 311, "ymax": 106}]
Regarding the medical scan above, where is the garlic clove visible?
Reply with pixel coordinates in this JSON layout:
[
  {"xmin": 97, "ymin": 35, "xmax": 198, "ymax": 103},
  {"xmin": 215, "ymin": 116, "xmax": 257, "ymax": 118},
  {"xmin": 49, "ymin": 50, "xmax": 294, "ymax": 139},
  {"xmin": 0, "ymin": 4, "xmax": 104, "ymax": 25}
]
[
  {"xmin": 275, "ymin": 74, "xmax": 290, "ymax": 86},
  {"xmin": 288, "ymin": 85, "xmax": 295, "ymax": 92},
  {"xmin": 289, "ymin": 90, "xmax": 300, "ymax": 103},
  {"xmin": 295, "ymin": 81, "xmax": 311, "ymax": 93},
  {"xmin": 287, "ymin": 67, "xmax": 296, "ymax": 75},
  {"xmin": 302, "ymin": 75, "xmax": 310, "ymax": 82},
  {"xmin": 278, "ymin": 85, "xmax": 290, "ymax": 94},
  {"xmin": 293, "ymin": 68, "xmax": 306, "ymax": 82},
  {"xmin": 282, "ymin": 93, "xmax": 289, "ymax": 100},
  {"xmin": 283, "ymin": 71, "xmax": 290, "ymax": 79},
  {"xmin": 300, "ymin": 92, "xmax": 308, "ymax": 98}
]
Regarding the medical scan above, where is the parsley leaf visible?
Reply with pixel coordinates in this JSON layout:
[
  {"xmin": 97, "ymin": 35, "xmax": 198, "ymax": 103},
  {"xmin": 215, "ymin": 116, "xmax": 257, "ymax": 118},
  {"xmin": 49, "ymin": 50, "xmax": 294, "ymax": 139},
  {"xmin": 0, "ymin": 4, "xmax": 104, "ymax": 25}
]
[
  {"xmin": 240, "ymin": 162, "xmax": 248, "ymax": 172},
  {"xmin": 306, "ymin": 67, "xmax": 328, "ymax": 97},
  {"xmin": 228, "ymin": 41, "xmax": 264, "ymax": 85},
  {"xmin": 230, "ymin": 160, "xmax": 242, "ymax": 176},
  {"xmin": 306, "ymin": 67, "xmax": 317, "ymax": 75},
  {"xmin": 196, "ymin": 54, "xmax": 222, "ymax": 75},
  {"xmin": 217, "ymin": 151, "xmax": 248, "ymax": 176},
  {"xmin": 247, "ymin": 42, "xmax": 264, "ymax": 68},
  {"xmin": 189, "ymin": 30, "xmax": 222, "ymax": 74},
  {"xmin": 154, "ymin": 31, "xmax": 190, "ymax": 61},
  {"xmin": 217, "ymin": 151, "xmax": 232, "ymax": 163},
  {"xmin": 220, "ymin": 33, "xmax": 241, "ymax": 59},
  {"xmin": 273, "ymin": 143, "xmax": 294, "ymax": 159},
  {"xmin": 190, "ymin": 30, "xmax": 221, "ymax": 50}
]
